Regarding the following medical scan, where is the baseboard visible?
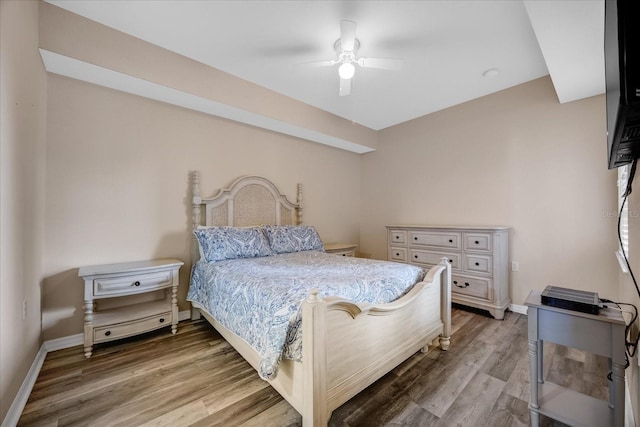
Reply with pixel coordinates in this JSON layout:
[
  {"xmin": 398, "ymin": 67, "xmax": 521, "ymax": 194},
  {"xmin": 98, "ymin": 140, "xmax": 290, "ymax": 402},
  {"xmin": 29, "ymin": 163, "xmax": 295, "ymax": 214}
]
[
  {"xmin": 0, "ymin": 344, "xmax": 47, "ymax": 427},
  {"xmin": 1, "ymin": 310, "xmax": 193, "ymax": 426},
  {"xmin": 43, "ymin": 333, "xmax": 83, "ymax": 352},
  {"xmin": 510, "ymin": 303, "xmax": 528, "ymax": 315}
]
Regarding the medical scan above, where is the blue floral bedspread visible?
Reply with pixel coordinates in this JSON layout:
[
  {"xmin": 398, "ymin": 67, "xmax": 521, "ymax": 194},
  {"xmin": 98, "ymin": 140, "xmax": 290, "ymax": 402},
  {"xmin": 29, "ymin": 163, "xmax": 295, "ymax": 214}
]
[{"xmin": 187, "ymin": 251, "xmax": 426, "ymax": 380}]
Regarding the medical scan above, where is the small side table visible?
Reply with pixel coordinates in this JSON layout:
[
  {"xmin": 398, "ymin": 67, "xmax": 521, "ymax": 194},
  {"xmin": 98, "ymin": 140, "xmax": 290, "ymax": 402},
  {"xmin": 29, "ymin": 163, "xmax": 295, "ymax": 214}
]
[
  {"xmin": 525, "ymin": 290, "xmax": 626, "ymax": 427},
  {"xmin": 325, "ymin": 243, "xmax": 358, "ymax": 257},
  {"xmin": 79, "ymin": 258, "xmax": 183, "ymax": 357}
]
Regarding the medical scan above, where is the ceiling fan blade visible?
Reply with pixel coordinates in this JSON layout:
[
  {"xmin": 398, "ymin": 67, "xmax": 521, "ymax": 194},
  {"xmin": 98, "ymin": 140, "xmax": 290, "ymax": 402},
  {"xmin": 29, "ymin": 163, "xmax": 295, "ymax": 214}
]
[
  {"xmin": 358, "ymin": 57, "xmax": 404, "ymax": 71},
  {"xmin": 300, "ymin": 59, "xmax": 337, "ymax": 68},
  {"xmin": 339, "ymin": 78, "xmax": 351, "ymax": 97},
  {"xmin": 340, "ymin": 20, "xmax": 357, "ymax": 52}
]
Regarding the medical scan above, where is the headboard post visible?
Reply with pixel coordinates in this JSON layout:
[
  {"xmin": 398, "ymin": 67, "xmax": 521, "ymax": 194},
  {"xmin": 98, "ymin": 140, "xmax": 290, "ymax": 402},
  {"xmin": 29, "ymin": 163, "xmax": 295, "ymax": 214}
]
[
  {"xmin": 297, "ymin": 183, "xmax": 303, "ymax": 225},
  {"xmin": 191, "ymin": 171, "xmax": 203, "ymax": 266}
]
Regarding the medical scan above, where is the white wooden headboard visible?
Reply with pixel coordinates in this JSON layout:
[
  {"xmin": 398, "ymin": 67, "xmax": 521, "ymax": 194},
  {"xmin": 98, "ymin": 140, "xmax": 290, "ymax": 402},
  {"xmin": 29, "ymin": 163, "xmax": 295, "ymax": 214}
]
[{"xmin": 190, "ymin": 171, "xmax": 303, "ymax": 261}]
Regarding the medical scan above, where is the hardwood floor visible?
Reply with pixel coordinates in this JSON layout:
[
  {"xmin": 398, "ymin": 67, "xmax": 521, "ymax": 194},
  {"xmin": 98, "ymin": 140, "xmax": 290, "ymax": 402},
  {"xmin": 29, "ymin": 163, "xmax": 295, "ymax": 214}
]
[{"xmin": 18, "ymin": 307, "xmax": 608, "ymax": 426}]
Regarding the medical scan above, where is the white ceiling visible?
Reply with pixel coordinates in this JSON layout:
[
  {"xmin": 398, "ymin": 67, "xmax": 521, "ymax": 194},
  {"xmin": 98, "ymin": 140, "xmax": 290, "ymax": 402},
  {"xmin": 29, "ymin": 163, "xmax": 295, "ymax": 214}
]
[{"xmin": 46, "ymin": 0, "xmax": 605, "ymax": 131}]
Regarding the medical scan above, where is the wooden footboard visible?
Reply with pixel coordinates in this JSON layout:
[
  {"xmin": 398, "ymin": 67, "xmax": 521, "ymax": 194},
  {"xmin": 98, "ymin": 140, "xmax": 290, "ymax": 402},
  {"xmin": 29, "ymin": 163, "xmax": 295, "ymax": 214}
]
[
  {"xmin": 193, "ymin": 258, "xmax": 451, "ymax": 427},
  {"xmin": 302, "ymin": 257, "xmax": 451, "ymax": 426}
]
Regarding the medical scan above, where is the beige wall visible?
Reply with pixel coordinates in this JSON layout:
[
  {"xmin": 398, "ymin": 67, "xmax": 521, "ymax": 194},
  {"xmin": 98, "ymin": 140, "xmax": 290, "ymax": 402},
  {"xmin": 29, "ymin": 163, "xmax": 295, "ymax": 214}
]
[
  {"xmin": 361, "ymin": 76, "xmax": 619, "ymax": 306},
  {"xmin": 620, "ymin": 189, "xmax": 640, "ymax": 422},
  {"xmin": 42, "ymin": 74, "xmax": 362, "ymax": 340},
  {"xmin": 38, "ymin": 1, "xmax": 377, "ymax": 152},
  {"xmin": 0, "ymin": 0, "xmax": 47, "ymax": 421}
]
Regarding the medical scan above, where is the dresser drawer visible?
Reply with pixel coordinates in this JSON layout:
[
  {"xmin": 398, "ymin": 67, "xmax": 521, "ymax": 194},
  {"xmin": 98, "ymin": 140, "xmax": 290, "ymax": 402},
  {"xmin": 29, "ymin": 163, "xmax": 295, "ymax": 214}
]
[
  {"xmin": 409, "ymin": 231, "xmax": 461, "ymax": 249},
  {"xmin": 389, "ymin": 230, "xmax": 407, "ymax": 245},
  {"xmin": 93, "ymin": 312, "xmax": 171, "ymax": 343},
  {"xmin": 463, "ymin": 254, "xmax": 492, "ymax": 274},
  {"xmin": 410, "ymin": 250, "xmax": 460, "ymax": 269},
  {"xmin": 451, "ymin": 275, "xmax": 490, "ymax": 300},
  {"xmin": 93, "ymin": 270, "xmax": 174, "ymax": 297},
  {"xmin": 464, "ymin": 233, "xmax": 492, "ymax": 251},
  {"xmin": 389, "ymin": 247, "xmax": 407, "ymax": 262}
]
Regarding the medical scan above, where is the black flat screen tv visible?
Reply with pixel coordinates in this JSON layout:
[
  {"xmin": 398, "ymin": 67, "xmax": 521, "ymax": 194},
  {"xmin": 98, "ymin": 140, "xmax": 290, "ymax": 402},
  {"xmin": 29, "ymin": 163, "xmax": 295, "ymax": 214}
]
[{"xmin": 606, "ymin": 0, "xmax": 640, "ymax": 169}]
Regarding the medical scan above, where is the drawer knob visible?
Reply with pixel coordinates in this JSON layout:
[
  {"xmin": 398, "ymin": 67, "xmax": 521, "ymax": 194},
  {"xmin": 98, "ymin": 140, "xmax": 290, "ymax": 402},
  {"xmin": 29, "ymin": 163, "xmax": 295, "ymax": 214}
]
[
  {"xmin": 448, "ymin": 259, "xmax": 453, "ymax": 263},
  {"xmin": 133, "ymin": 281, "xmax": 141, "ymax": 287},
  {"xmin": 475, "ymin": 240, "xmax": 480, "ymax": 244},
  {"xmin": 454, "ymin": 281, "xmax": 469, "ymax": 288},
  {"xmin": 414, "ymin": 237, "xmax": 418, "ymax": 240},
  {"xmin": 464, "ymin": 282, "xmax": 470, "ymax": 287},
  {"xmin": 414, "ymin": 255, "xmax": 418, "ymax": 259},
  {"xmin": 396, "ymin": 253, "xmax": 400, "ymax": 256},
  {"xmin": 159, "ymin": 318, "xmax": 165, "ymax": 323},
  {"xmin": 395, "ymin": 236, "xmax": 400, "ymax": 239},
  {"xmin": 475, "ymin": 262, "xmax": 480, "ymax": 266},
  {"xmin": 105, "ymin": 331, "xmax": 111, "ymax": 336},
  {"xmin": 449, "ymin": 239, "xmax": 453, "ymax": 243}
]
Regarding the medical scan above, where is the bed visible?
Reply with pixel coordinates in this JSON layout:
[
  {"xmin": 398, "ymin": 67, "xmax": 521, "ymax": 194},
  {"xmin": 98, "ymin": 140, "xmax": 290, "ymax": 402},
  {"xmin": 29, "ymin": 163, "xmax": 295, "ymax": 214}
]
[{"xmin": 187, "ymin": 172, "xmax": 452, "ymax": 426}]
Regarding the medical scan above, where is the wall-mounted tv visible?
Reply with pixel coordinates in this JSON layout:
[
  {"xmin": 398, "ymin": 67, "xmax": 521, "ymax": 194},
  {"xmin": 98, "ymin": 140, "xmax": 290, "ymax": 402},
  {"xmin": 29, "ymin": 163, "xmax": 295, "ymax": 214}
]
[{"xmin": 605, "ymin": 0, "xmax": 640, "ymax": 169}]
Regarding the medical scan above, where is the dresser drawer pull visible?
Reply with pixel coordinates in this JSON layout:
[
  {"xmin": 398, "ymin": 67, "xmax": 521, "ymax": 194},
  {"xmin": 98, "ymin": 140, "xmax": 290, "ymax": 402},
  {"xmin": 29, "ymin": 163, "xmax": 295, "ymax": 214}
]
[
  {"xmin": 414, "ymin": 255, "xmax": 418, "ymax": 259},
  {"xmin": 475, "ymin": 240, "xmax": 480, "ymax": 244},
  {"xmin": 105, "ymin": 330, "xmax": 111, "ymax": 336},
  {"xmin": 396, "ymin": 253, "xmax": 400, "ymax": 256},
  {"xmin": 453, "ymin": 281, "xmax": 469, "ymax": 288},
  {"xmin": 132, "ymin": 281, "xmax": 141, "ymax": 287},
  {"xmin": 414, "ymin": 237, "xmax": 418, "ymax": 240},
  {"xmin": 449, "ymin": 239, "xmax": 453, "ymax": 243},
  {"xmin": 448, "ymin": 259, "xmax": 453, "ymax": 263},
  {"xmin": 475, "ymin": 262, "xmax": 480, "ymax": 266},
  {"xmin": 395, "ymin": 236, "xmax": 400, "ymax": 239},
  {"xmin": 159, "ymin": 318, "xmax": 165, "ymax": 323}
]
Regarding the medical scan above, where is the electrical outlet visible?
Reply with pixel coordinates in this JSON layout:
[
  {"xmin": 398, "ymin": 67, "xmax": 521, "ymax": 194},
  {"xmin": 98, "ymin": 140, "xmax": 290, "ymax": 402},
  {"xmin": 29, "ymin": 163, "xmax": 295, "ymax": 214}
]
[
  {"xmin": 23, "ymin": 300, "xmax": 27, "ymax": 320},
  {"xmin": 511, "ymin": 262, "xmax": 520, "ymax": 272}
]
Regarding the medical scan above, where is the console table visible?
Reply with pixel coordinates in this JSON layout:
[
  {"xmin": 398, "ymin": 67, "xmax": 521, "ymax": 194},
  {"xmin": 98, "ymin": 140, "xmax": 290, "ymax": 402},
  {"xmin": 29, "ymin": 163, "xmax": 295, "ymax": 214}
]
[{"xmin": 525, "ymin": 291, "xmax": 626, "ymax": 426}]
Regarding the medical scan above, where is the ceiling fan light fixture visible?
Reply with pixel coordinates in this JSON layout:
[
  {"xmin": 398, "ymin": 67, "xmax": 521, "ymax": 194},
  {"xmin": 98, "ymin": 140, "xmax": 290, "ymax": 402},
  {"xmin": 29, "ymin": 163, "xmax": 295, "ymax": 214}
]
[{"xmin": 338, "ymin": 62, "xmax": 356, "ymax": 80}]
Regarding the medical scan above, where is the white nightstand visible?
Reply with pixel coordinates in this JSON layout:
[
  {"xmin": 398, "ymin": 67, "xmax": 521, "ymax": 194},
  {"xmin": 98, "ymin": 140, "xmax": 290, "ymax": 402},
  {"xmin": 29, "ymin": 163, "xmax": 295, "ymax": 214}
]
[
  {"xmin": 325, "ymin": 243, "xmax": 358, "ymax": 257},
  {"xmin": 78, "ymin": 258, "xmax": 183, "ymax": 358}
]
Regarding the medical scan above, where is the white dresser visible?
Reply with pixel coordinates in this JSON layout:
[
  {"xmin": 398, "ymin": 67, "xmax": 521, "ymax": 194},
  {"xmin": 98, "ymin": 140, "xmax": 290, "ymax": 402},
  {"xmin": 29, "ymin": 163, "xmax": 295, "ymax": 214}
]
[{"xmin": 387, "ymin": 225, "xmax": 510, "ymax": 319}]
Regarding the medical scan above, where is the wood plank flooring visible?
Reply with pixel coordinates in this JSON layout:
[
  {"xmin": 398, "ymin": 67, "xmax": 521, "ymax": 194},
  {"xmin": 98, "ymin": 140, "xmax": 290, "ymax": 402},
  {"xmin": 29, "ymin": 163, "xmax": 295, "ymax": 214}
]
[{"xmin": 18, "ymin": 307, "xmax": 609, "ymax": 426}]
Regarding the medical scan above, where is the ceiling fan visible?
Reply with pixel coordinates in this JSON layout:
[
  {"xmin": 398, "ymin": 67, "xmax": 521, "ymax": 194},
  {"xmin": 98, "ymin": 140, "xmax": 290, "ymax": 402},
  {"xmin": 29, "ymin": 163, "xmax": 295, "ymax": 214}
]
[{"xmin": 308, "ymin": 20, "xmax": 403, "ymax": 96}]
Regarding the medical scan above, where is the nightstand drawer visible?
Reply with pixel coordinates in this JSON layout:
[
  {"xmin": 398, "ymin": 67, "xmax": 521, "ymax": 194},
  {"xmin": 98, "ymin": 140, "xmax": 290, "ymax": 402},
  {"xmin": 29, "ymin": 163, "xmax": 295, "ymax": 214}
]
[
  {"xmin": 389, "ymin": 247, "xmax": 407, "ymax": 262},
  {"xmin": 410, "ymin": 250, "xmax": 460, "ymax": 269},
  {"xmin": 409, "ymin": 231, "xmax": 461, "ymax": 249},
  {"xmin": 93, "ymin": 312, "xmax": 171, "ymax": 343},
  {"xmin": 325, "ymin": 243, "xmax": 358, "ymax": 257},
  {"xmin": 93, "ymin": 270, "xmax": 173, "ymax": 297},
  {"xmin": 451, "ymin": 275, "xmax": 490, "ymax": 300}
]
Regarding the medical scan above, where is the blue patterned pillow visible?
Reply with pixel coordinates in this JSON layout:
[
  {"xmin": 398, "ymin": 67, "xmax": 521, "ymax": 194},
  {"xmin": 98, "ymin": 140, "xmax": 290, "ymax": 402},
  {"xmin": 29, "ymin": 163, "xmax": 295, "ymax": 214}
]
[
  {"xmin": 262, "ymin": 225, "xmax": 325, "ymax": 254},
  {"xmin": 194, "ymin": 226, "xmax": 272, "ymax": 262}
]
